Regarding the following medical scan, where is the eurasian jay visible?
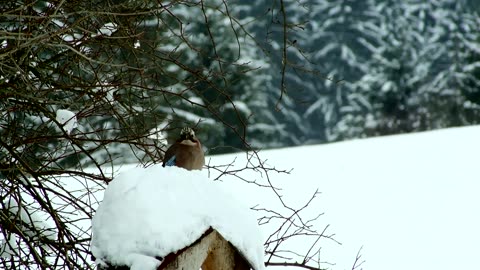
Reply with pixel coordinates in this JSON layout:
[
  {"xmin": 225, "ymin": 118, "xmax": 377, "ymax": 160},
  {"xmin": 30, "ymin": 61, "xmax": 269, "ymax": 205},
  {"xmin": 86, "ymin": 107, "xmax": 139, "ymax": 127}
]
[{"xmin": 162, "ymin": 127, "xmax": 205, "ymax": 170}]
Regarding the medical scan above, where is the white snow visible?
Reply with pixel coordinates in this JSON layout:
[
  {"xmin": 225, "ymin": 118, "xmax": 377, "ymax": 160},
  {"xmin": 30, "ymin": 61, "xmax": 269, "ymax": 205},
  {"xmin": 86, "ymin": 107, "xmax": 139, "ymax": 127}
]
[
  {"xmin": 0, "ymin": 197, "xmax": 58, "ymax": 259},
  {"xmin": 56, "ymin": 109, "xmax": 77, "ymax": 134},
  {"xmin": 0, "ymin": 234, "xmax": 17, "ymax": 259},
  {"xmin": 91, "ymin": 166, "xmax": 265, "ymax": 270},
  {"xmin": 186, "ymin": 96, "xmax": 205, "ymax": 106},
  {"xmin": 134, "ymin": 40, "xmax": 140, "ymax": 49},
  {"xmin": 97, "ymin": 23, "xmax": 118, "ymax": 37},
  {"xmin": 204, "ymin": 126, "xmax": 480, "ymax": 270},
  {"xmin": 1, "ymin": 198, "xmax": 57, "ymax": 241},
  {"xmin": 157, "ymin": 107, "xmax": 216, "ymax": 126},
  {"xmin": 147, "ymin": 120, "xmax": 169, "ymax": 146},
  {"xmin": 10, "ymin": 125, "xmax": 475, "ymax": 270},
  {"xmin": 222, "ymin": 101, "xmax": 252, "ymax": 116}
]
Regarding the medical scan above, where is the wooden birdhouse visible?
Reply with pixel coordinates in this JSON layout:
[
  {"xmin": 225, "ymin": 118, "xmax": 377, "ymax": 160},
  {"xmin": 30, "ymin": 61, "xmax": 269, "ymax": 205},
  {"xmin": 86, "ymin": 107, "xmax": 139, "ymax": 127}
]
[
  {"xmin": 99, "ymin": 228, "xmax": 252, "ymax": 270},
  {"xmin": 157, "ymin": 228, "xmax": 251, "ymax": 270}
]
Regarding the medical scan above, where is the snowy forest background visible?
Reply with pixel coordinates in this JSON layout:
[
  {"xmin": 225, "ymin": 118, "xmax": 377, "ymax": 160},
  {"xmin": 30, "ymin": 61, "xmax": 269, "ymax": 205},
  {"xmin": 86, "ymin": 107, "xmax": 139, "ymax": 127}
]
[
  {"xmin": 2, "ymin": 0, "xmax": 480, "ymax": 162},
  {"xmin": 1, "ymin": 0, "xmax": 480, "ymax": 269}
]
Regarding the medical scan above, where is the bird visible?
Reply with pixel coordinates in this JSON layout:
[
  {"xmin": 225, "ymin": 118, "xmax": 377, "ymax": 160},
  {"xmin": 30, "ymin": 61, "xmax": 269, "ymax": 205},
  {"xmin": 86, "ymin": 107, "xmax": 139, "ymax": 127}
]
[{"xmin": 162, "ymin": 127, "xmax": 205, "ymax": 170}]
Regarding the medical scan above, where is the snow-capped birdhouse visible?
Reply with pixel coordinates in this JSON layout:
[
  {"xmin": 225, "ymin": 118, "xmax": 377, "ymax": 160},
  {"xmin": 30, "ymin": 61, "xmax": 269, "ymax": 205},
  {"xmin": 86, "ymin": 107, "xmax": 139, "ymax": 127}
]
[{"xmin": 91, "ymin": 166, "xmax": 265, "ymax": 270}]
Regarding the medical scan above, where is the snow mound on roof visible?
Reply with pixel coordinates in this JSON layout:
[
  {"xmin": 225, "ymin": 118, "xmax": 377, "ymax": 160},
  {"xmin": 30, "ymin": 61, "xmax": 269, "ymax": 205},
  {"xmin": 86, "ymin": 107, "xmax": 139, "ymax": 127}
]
[{"xmin": 91, "ymin": 166, "xmax": 265, "ymax": 270}]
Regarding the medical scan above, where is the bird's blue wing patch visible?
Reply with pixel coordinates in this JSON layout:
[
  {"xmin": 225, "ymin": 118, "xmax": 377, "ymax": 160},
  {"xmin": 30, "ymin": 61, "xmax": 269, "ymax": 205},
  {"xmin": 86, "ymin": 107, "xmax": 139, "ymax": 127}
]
[{"xmin": 164, "ymin": 155, "xmax": 176, "ymax": 167}]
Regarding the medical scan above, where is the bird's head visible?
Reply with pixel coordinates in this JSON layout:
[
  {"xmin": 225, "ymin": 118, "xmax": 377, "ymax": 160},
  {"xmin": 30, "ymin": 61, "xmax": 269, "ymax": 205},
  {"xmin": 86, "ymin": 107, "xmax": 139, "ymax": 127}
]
[{"xmin": 179, "ymin": 127, "xmax": 197, "ymax": 142}]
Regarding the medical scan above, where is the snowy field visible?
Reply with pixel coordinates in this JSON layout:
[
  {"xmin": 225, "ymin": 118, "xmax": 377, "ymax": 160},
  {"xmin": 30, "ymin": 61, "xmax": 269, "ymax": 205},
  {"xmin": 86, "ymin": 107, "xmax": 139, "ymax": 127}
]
[
  {"xmin": 204, "ymin": 125, "xmax": 480, "ymax": 270},
  {"xmin": 93, "ymin": 125, "xmax": 480, "ymax": 270}
]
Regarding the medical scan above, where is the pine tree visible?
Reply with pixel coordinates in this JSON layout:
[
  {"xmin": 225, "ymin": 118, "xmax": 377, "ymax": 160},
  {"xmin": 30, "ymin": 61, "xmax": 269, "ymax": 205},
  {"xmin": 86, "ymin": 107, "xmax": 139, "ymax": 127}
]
[{"xmin": 333, "ymin": 0, "xmax": 480, "ymax": 138}]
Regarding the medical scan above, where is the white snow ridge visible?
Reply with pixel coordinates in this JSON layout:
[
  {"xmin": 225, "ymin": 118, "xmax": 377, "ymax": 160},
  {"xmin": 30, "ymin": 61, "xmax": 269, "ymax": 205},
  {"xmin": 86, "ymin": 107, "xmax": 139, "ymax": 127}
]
[
  {"xmin": 91, "ymin": 166, "xmax": 265, "ymax": 270},
  {"xmin": 55, "ymin": 109, "xmax": 77, "ymax": 134}
]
